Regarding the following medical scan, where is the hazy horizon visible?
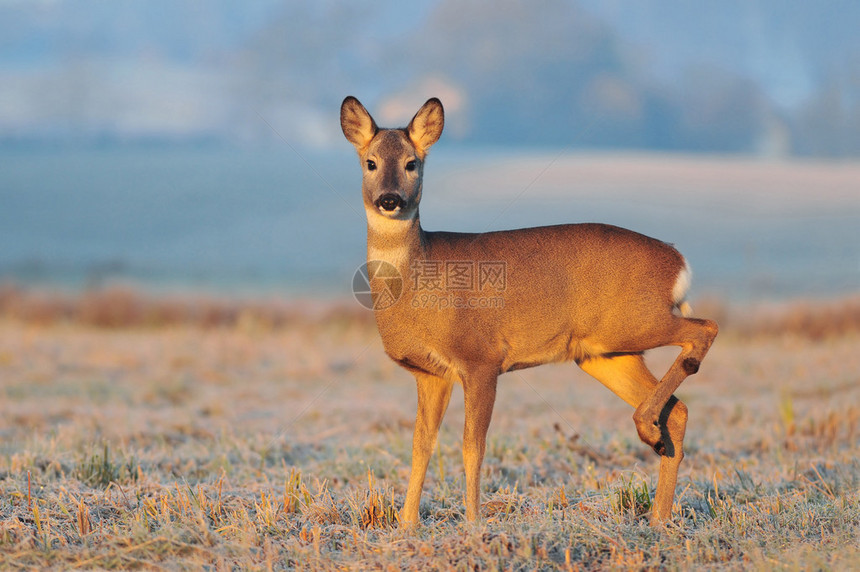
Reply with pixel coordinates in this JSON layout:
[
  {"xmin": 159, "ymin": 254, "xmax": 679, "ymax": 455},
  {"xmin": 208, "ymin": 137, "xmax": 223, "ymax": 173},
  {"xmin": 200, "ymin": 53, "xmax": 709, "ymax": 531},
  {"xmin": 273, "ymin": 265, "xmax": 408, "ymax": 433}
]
[
  {"xmin": 2, "ymin": 2, "xmax": 858, "ymax": 302},
  {"xmin": 2, "ymin": 146, "xmax": 858, "ymax": 303}
]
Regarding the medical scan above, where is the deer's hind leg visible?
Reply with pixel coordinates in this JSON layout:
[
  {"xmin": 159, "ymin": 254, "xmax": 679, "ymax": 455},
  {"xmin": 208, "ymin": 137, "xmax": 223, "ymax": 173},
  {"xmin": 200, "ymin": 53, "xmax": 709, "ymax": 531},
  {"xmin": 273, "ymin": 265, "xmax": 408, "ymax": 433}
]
[
  {"xmin": 578, "ymin": 352, "xmax": 688, "ymax": 523},
  {"xmin": 632, "ymin": 317, "xmax": 717, "ymax": 454}
]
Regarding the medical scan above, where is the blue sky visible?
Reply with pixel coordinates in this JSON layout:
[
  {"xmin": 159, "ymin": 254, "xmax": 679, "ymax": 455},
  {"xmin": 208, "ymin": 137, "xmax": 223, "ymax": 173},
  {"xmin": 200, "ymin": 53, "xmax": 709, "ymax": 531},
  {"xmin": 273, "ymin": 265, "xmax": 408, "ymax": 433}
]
[{"xmin": 1, "ymin": 1, "xmax": 857, "ymax": 155}]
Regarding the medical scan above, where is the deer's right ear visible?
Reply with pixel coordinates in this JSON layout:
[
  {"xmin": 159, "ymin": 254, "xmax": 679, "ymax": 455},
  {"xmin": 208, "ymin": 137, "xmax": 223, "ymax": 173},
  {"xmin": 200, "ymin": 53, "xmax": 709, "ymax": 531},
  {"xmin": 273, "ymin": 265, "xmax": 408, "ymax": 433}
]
[{"xmin": 341, "ymin": 96, "xmax": 378, "ymax": 154}]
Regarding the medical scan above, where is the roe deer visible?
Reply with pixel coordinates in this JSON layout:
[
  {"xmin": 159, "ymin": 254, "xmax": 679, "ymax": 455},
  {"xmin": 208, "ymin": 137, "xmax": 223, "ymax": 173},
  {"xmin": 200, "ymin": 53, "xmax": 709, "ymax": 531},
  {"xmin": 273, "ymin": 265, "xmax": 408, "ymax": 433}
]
[{"xmin": 340, "ymin": 96, "xmax": 718, "ymax": 525}]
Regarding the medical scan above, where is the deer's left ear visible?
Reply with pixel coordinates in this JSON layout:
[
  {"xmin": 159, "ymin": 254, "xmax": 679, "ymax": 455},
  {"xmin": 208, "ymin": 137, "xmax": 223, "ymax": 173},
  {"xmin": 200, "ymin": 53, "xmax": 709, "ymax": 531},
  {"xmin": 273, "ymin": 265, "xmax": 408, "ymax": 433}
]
[
  {"xmin": 407, "ymin": 98, "xmax": 444, "ymax": 158},
  {"xmin": 341, "ymin": 96, "xmax": 378, "ymax": 154}
]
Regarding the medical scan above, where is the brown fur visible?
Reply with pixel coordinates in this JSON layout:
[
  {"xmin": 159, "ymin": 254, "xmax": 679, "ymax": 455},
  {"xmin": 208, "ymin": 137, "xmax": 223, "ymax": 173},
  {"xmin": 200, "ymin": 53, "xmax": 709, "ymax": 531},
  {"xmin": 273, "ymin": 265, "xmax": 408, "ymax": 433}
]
[{"xmin": 341, "ymin": 96, "xmax": 718, "ymax": 525}]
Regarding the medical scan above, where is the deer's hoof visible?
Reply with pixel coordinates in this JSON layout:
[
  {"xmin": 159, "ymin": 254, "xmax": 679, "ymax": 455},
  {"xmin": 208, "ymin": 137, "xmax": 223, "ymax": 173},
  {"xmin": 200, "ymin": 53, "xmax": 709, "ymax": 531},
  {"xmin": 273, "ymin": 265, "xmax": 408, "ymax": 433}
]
[{"xmin": 633, "ymin": 410, "xmax": 662, "ymax": 452}]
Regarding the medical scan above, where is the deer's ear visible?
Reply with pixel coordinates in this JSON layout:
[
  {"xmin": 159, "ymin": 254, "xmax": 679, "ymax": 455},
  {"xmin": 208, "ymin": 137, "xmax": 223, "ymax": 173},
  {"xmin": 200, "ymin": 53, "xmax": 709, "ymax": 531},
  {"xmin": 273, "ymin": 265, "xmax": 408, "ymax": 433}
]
[
  {"xmin": 407, "ymin": 98, "xmax": 444, "ymax": 158},
  {"xmin": 341, "ymin": 96, "xmax": 378, "ymax": 154}
]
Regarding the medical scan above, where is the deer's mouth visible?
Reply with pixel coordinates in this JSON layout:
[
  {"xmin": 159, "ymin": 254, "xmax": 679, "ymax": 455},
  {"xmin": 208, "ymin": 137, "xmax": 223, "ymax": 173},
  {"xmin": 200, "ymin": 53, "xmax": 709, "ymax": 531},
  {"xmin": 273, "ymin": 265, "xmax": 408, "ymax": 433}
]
[{"xmin": 375, "ymin": 193, "xmax": 404, "ymax": 212}]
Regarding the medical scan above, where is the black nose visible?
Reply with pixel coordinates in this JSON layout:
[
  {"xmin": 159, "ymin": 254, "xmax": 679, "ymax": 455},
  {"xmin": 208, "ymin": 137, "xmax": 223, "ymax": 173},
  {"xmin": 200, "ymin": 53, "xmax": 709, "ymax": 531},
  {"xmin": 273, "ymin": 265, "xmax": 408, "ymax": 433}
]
[{"xmin": 376, "ymin": 193, "xmax": 404, "ymax": 212}]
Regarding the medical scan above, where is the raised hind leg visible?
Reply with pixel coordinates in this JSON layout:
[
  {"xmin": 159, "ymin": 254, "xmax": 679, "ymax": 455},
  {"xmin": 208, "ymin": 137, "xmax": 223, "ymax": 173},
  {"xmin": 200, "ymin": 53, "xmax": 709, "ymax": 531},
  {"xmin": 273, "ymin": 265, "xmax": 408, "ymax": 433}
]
[
  {"xmin": 632, "ymin": 317, "xmax": 717, "ymax": 454},
  {"xmin": 579, "ymin": 352, "xmax": 689, "ymax": 523}
]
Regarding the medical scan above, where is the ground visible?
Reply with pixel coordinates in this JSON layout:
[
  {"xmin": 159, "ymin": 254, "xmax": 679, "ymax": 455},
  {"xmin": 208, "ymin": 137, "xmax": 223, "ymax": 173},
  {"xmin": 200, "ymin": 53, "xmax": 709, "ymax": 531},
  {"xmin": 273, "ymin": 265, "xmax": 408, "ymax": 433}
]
[{"xmin": 0, "ymin": 293, "xmax": 858, "ymax": 570}]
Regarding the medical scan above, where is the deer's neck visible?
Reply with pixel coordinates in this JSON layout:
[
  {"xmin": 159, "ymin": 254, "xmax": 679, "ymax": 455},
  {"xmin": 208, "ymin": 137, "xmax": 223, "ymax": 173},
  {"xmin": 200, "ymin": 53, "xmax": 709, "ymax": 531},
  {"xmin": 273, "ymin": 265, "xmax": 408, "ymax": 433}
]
[{"xmin": 366, "ymin": 210, "xmax": 425, "ymax": 271}]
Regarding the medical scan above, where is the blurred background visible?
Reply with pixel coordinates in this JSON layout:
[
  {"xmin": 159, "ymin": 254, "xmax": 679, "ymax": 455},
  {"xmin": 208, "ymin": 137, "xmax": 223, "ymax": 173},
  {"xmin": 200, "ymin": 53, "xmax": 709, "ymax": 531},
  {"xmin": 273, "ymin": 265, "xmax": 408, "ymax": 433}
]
[{"xmin": 1, "ymin": 0, "xmax": 858, "ymax": 302}]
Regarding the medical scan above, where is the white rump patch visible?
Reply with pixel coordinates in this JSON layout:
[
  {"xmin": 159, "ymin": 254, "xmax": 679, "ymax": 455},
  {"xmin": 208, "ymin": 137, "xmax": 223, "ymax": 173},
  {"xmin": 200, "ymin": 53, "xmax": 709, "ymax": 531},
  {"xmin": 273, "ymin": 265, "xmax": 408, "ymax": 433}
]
[{"xmin": 672, "ymin": 260, "xmax": 693, "ymax": 316}]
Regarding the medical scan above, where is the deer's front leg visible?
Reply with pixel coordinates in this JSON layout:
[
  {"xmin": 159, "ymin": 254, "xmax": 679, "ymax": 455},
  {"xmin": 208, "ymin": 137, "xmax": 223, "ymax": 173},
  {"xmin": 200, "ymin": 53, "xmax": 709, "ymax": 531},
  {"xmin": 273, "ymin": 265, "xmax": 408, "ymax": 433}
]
[
  {"xmin": 462, "ymin": 370, "xmax": 498, "ymax": 522},
  {"xmin": 400, "ymin": 373, "xmax": 454, "ymax": 525}
]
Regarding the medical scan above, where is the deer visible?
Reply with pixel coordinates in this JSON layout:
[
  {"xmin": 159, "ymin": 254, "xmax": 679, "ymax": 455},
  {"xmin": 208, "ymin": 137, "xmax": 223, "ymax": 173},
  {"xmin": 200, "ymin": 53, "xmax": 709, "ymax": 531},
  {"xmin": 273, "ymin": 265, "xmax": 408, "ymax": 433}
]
[{"xmin": 340, "ymin": 96, "xmax": 718, "ymax": 526}]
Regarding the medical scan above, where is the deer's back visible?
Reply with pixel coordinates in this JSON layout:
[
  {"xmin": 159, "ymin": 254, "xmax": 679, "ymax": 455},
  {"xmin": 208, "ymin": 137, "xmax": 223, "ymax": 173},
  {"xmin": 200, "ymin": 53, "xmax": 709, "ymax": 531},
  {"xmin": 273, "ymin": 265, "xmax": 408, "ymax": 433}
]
[{"xmin": 378, "ymin": 223, "xmax": 687, "ymax": 378}]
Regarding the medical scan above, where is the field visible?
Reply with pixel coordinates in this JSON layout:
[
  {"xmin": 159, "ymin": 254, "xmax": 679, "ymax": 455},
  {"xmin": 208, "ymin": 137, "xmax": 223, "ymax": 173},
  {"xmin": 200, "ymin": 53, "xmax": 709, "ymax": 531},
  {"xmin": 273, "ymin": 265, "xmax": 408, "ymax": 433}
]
[{"xmin": 0, "ymin": 288, "xmax": 858, "ymax": 570}]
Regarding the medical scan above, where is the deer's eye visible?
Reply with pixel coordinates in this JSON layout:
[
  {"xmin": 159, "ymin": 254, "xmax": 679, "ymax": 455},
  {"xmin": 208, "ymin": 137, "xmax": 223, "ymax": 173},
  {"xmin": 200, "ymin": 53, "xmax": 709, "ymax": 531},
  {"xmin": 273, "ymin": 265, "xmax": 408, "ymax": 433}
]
[
  {"xmin": 366, "ymin": 160, "xmax": 377, "ymax": 171},
  {"xmin": 405, "ymin": 160, "xmax": 416, "ymax": 172}
]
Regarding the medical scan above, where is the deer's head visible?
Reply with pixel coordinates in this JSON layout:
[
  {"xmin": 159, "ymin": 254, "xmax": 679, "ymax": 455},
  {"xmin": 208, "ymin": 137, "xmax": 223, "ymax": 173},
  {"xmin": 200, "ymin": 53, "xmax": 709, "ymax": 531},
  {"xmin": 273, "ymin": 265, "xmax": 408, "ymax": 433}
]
[{"xmin": 341, "ymin": 97, "xmax": 444, "ymax": 222}]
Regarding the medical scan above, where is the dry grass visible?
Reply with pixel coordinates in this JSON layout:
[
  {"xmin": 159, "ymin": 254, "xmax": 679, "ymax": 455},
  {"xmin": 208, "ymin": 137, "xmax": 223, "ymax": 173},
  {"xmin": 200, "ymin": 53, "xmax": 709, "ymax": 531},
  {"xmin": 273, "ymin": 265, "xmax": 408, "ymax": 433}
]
[
  {"xmin": 694, "ymin": 295, "xmax": 860, "ymax": 342},
  {"xmin": 3, "ymin": 284, "xmax": 860, "ymax": 341},
  {"xmin": 0, "ymin": 283, "xmax": 375, "ymax": 331},
  {"xmin": 1, "ymin": 286, "xmax": 858, "ymax": 569}
]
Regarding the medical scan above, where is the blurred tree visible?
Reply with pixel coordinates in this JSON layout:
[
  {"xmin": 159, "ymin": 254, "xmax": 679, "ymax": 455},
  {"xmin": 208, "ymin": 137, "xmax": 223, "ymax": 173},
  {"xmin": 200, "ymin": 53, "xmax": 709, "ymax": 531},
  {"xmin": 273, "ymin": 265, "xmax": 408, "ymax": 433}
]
[
  {"xmin": 414, "ymin": 0, "xmax": 630, "ymax": 146},
  {"xmin": 793, "ymin": 73, "xmax": 860, "ymax": 157},
  {"xmin": 674, "ymin": 66, "xmax": 770, "ymax": 153}
]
